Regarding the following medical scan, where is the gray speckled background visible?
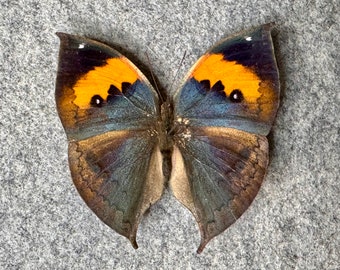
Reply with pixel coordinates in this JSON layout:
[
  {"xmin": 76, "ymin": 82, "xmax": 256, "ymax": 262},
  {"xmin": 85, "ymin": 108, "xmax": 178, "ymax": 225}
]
[{"xmin": 0, "ymin": 0, "xmax": 339, "ymax": 269}]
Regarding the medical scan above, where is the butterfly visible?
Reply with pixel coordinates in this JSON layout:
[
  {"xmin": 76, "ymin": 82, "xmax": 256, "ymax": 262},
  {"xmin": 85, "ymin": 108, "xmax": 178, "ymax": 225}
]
[{"xmin": 55, "ymin": 23, "xmax": 280, "ymax": 253}]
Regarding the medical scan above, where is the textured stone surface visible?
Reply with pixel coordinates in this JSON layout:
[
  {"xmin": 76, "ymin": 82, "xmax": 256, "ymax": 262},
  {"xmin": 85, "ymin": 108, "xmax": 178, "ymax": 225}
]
[{"xmin": 0, "ymin": 0, "xmax": 338, "ymax": 269}]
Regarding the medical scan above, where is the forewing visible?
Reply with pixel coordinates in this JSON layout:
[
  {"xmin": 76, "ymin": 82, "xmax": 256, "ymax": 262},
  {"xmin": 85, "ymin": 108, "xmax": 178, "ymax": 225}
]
[
  {"xmin": 56, "ymin": 33, "xmax": 159, "ymax": 140},
  {"xmin": 170, "ymin": 127, "xmax": 268, "ymax": 253},
  {"xmin": 55, "ymin": 34, "xmax": 163, "ymax": 247},
  {"xmin": 174, "ymin": 24, "xmax": 280, "ymax": 136}
]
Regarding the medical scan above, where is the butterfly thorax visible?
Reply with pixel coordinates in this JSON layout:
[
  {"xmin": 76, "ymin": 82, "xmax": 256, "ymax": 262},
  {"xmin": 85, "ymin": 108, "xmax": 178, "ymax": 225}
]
[
  {"xmin": 158, "ymin": 101, "xmax": 174, "ymax": 153},
  {"xmin": 159, "ymin": 99, "xmax": 193, "ymax": 151}
]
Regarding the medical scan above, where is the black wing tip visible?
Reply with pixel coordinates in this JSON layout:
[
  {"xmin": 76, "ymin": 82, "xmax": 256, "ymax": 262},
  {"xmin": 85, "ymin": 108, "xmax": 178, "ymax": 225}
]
[
  {"xmin": 56, "ymin": 31, "xmax": 66, "ymax": 37},
  {"xmin": 261, "ymin": 22, "xmax": 280, "ymax": 37},
  {"xmin": 262, "ymin": 22, "xmax": 276, "ymax": 30},
  {"xmin": 55, "ymin": 32, "xmax": 86, "ymax": 45},
  {"xmin": 55, "ymin": 32, "xmax": 91, "ymax": 46},
  {"xmin": 55, "ymin": 32, "xmax": 78, "ymax": 46},
  {"xmin": 55, "ymin": 32, "xmax": 73, "ymax": 41}
]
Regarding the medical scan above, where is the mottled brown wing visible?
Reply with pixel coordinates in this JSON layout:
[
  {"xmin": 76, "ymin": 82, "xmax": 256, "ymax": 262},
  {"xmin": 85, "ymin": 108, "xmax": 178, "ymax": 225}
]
[
  {"xmin": 170, "ymin": 127, "xmax": 268, "ymax": 253},
  {"xmin": 68, "ymin": 130, "xmax": 163, "ymax": 248}
]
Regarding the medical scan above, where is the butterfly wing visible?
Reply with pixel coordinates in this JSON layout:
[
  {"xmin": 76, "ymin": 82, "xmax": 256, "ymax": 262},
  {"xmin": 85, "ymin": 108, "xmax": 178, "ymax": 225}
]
[
  {"xmin": 174, "ymin": 23, "xmax": 279, "ymax": 136},
  {"xmin": 56, "ymin": 33, "xmax": 163, "ymax": 247},
  {"xmin": 170, "ymin": 24, "xmax": 280, "ymax": 252}
]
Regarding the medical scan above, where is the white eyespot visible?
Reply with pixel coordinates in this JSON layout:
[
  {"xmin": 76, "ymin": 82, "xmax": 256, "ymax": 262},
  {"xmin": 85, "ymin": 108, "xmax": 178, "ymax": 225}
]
[
  {"xmin": 78, "ymin": 43, "xmax": 85, "ymax": 49},
  {"xmin": 245, "ymin": 36, "xmax": 252, "ymax": 41}
]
